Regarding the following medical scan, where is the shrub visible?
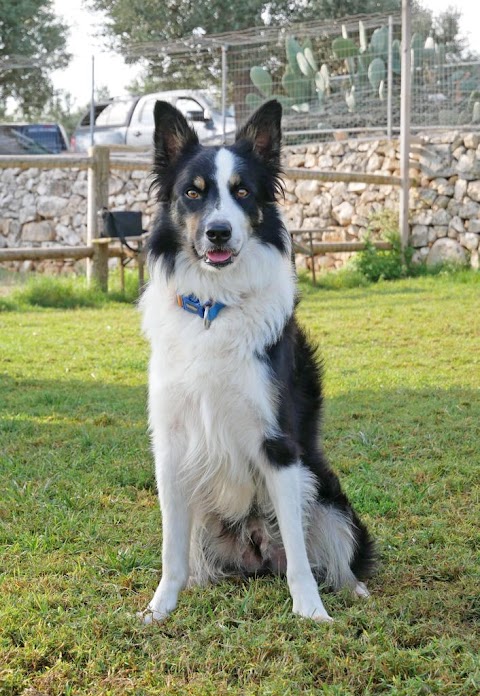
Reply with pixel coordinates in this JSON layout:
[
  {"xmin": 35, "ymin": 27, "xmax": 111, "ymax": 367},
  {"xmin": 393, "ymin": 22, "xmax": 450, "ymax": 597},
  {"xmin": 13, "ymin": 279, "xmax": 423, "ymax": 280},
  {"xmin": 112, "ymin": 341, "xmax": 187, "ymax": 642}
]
[{"xmin": 353, "ymin": 211, "xmax": 415, "ymax": 282}]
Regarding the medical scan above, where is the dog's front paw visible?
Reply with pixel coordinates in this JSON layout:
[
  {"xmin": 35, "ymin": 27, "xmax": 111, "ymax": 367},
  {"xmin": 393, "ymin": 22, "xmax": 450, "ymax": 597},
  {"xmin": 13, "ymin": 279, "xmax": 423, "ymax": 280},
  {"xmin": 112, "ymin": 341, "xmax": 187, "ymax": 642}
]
[
  {"xmin": 137, "ymin": 590, "xmax": 179, "ymax": 625},
  {"xmin": 137, "ymin": 606, "xmax": 171, "ymax": 625},
  {"xmin": 294, "ymin": 604, "xmax": 334, "ymax": 622},
  {"xmin": 292, "ymin": 592, "xmax": 333, "ymax": 623}
]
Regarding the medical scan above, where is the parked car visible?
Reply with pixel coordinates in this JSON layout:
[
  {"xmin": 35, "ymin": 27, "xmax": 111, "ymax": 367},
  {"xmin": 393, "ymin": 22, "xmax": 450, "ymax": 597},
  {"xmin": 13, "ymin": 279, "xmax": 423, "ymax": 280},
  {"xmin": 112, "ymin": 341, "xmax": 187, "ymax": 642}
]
[
  {"xmin": 70, "ymin": 90, "xmax": 236, "ymax": 152},
  {"xmin": 0, "ymin": 125, "xmax": 52, "ymax": 154},
  {"xmin": 70, "ymin": 97, "xmax": 137, "ymax": 152},
  {"xmin": 1, "ymin": 123, "xmax": 69, "ymax": 154}
]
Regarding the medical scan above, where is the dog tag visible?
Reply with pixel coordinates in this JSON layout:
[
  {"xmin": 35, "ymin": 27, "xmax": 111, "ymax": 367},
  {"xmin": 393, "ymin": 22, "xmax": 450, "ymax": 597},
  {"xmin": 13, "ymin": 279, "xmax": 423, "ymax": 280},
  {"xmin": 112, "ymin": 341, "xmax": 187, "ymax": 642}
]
[{"xmin": 203, "ymin": 303, "xmax": 212, "ymax": 330}]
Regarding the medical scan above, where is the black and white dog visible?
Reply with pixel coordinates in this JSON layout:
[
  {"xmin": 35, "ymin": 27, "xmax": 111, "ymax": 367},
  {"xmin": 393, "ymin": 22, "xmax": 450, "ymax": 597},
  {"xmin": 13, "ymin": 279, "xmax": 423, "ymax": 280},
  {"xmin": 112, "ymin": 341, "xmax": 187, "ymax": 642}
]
[{"xmin": 140, "ymin": 100, "xmax": 376, "ymax": 623}]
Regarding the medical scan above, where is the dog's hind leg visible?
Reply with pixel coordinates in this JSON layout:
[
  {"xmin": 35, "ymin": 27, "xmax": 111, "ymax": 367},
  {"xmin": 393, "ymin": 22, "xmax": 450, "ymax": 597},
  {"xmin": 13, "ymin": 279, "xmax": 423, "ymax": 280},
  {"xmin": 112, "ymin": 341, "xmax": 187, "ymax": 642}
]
[
  {"xmin": 140, "ymin": 441, "xmax": 192, "ymax": 624},
  {"xmin": 262, "ymin": 462, "xmax": 333, "ymax": 622}
]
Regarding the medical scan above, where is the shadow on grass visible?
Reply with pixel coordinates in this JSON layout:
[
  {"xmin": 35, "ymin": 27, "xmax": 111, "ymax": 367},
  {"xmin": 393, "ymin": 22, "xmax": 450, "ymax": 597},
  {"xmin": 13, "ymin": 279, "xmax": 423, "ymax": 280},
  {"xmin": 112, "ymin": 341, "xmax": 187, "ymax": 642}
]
[{"xmin": 2, "ymin": 374, "xmax": 478, "ymax": 509}]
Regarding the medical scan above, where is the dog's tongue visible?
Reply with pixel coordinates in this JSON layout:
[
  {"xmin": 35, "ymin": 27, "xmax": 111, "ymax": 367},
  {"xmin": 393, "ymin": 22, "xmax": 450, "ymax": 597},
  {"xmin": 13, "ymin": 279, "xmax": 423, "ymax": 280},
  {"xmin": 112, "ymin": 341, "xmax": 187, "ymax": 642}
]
[{"xmin": 207, "ymin": 250, "xmax": 231, "ymax": 263}]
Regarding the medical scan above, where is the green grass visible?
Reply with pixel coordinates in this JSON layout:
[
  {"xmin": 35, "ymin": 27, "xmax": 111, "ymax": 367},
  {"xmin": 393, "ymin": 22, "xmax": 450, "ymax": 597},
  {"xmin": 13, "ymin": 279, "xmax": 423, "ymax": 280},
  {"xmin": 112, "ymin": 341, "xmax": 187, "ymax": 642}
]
[
  {"xmin": 0, "ymin": 272, "xmax": 140, "ymax": 311},
  {"xmin": 1, "ymin": 273, "xmax": 479, "ymax": 695}
]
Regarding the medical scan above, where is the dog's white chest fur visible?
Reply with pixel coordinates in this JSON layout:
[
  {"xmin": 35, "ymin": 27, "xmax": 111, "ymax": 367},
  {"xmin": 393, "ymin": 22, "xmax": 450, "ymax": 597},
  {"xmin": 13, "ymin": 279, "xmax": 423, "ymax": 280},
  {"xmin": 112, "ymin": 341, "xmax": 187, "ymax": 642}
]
[{"xmin": 142, "ymin": 245, "xmax": 295, "ymax": 521}]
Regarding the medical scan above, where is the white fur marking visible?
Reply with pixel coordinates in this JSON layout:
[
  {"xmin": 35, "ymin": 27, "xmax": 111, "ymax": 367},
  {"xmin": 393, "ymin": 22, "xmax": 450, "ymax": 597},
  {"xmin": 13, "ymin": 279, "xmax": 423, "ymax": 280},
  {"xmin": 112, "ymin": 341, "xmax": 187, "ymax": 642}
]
[
  {"xmin": 262, "ymin": 464, "xmax": 333, "ymax": 622},
  {"xmin": 201, "ymin": 148, "xmax": 251, "ymax": 256}
]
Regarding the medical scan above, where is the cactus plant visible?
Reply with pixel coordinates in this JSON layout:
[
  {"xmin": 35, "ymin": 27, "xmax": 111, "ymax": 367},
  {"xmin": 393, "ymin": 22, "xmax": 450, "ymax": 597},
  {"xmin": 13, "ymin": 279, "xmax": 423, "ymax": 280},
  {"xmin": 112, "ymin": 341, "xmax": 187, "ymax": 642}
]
[
  {"xmin": 285, "ymin": 36, "xmax": 303, "ymax": 75},
  {"xmin": 345, "ymin": 86, "xmax": 356, "ymax": 113},
  {"xmin": 246, "ymin": 20, "xmax": 453, "ymax": 124},
  {"xmin": 250, "ymin": 67, "xmax": 273, "ymax": 97},
  {"xmin": 332, "ymin": 37, "xmax": 357, "ymax": 60},
  {"xmin": 368, "ymin": 57, "xmax": 386, "ymax": 91},
  {"xmin": 359, "ymin": 20, "xmax": 367, "ymax": 53},
  {"xmin": 391, "ymin": 39, "xmax": 401, "ymax": 74},
  {"xmin": 370, "ymin": 26, "xmax": 388, "ymax": 57},
  {"xmin": 472, "ymin": 101, "xmax": 480, "ymax": 124}
]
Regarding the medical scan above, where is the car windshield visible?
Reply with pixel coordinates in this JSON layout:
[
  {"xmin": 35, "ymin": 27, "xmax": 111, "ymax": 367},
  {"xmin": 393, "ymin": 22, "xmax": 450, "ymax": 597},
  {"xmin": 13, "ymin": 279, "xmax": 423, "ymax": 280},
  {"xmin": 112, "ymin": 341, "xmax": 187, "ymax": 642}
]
[
  {"xmin": 96, "ymin": 100, "xmax": 134, "ymax": 126},
  {"xmin": 198, "ymin": 92, "xmax": 235, "ymax": 118}
]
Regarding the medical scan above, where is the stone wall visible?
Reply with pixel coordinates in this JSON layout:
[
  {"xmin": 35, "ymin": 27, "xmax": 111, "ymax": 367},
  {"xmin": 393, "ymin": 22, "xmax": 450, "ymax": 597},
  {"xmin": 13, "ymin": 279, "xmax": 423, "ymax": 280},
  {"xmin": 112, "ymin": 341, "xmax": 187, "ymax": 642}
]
[
  {"xmin": 282, "ymin": 131, "xmax": 480, "ymax": 271},
  {"xmin": 0, "ymin": 166, "xmax": 157, "ymax": 273},
  {"xmin": 1, "ymin": 131, "xmax": 479, "ymax": 273}
]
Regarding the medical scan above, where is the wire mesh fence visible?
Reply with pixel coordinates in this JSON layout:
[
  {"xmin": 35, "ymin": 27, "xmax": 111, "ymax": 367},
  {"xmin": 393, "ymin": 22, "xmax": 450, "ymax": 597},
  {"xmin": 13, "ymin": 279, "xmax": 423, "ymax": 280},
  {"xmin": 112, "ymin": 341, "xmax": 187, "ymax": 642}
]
[{"xmin": 126, "ymin": 10, "xmax": 480, "ymax": 145}]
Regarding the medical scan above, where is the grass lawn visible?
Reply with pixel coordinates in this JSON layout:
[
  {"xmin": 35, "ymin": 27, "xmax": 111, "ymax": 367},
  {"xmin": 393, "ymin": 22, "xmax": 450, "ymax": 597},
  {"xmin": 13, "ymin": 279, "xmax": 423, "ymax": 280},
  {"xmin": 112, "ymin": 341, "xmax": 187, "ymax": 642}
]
[{"xmin": 0, "ymin": 272, "xmax": 479, "ymax": 695}]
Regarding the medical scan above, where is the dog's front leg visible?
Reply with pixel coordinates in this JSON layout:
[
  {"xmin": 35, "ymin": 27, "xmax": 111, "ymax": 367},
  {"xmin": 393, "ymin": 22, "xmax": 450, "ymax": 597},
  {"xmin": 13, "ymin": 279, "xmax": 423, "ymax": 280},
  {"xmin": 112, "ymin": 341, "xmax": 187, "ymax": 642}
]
[
  {"xmin": 141, "ymin": 459, "xmax": 191, "ymax": 624},
  {"xmin": 264, "ymin": 463, "xmax": 333, "ymax": 622}
]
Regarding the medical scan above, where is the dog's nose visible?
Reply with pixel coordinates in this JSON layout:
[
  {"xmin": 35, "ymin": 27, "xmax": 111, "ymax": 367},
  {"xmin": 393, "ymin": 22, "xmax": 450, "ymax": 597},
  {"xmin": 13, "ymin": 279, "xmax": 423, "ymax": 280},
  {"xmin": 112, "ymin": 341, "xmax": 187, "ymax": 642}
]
[{"xmin": 206, "ymin": 223, "xmax": 232, "ymax": 245}]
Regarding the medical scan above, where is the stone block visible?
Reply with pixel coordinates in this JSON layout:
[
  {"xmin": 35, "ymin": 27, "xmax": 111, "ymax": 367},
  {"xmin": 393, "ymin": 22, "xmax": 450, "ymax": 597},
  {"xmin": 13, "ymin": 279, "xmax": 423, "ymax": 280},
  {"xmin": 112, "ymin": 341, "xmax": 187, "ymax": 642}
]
[
  {"xmin": 431, "ymin": 209, "xmax": 450, "ymax": 225},
  {"xmin": 317, "ymin": 154, "xmax": 334, "ymax": 168},
  {"xmin": 282, "ymin": 203, "xmax": 303, "ymax": 228},
  {"xmin": 417, "ymin": 187, "xmax": 437, "ymax": 205},
  {"xmin": 464, "ymin": 133, "xmax": 479, "ymax": 150},
  {"xmin": 434, "ymin": 195, "xmax": 449, "ymax": 209},
  {"xmin": 287, "ymin": 154, "xmax": 305, "ymax": 168},
  {"xmin": 427, "ymin": 238, "xmax": 467, "ymax": 267},
  {"xmin": 454, "ymin": 178, "xmax": 467, "ymax": 201},
  {"xmin": 432, "ymin": 226, "xmax": 448, "ymax": 239},
  {"xmin": 332, "ymin": 201, "xmax": 354, "ymax": 226},
  {"xmin": 459, "ymin": 200, "xmax": 480, "ymax": 218},
  {"xmin": 19, "ymin": 206, "xmax": 37, "ymax": 224},
  {"xmin": 294, "ymin": 180, "xmax": 320, "ymax": 204},
  {"xmin": 366, "ymin": 153, "xmax": 384, "ymax": 172},
  {"xmin": 307, "ymin": 192, "xmax": 332, "ymax": 218},
  {"xmin": 436, "ymin": 181, "xmax": 454, "ymax": 196},
  {"xmin": 329, "ymin": 142, "xmax": 345, "ymax": 156},
  {"xmin": 467, "ymin": 218, "xmax": 480, "ymax": 233},
  {"xmin": 448, "ymin": 216, "xmax": 465, "ymax": 234},
  {"xmin": 301, "ymin": 217, "xmax": 323, "ymax": 230},
  {"xmin": 411, "ymin": 224, "xmax": 429, "ymax": 247},
  {"xmin": 347, "ymin": 182, "xmax": 367, "ymax": 193},
  {"xmin": 37, "ymin": 196, "xmax": 68, "ymax": 218},
  {"xmin": 22, "ymin": 220, "xmax": 55, "ymax": 242},
  {"xmin": 459, "ymin": 232, "xmax": 480, "ymax": 251},
  {"xmin": 467, "ymin": 180, "xmax": 480, "ymax": 202},
  {"xmin": 412, "ymin": 210, "xmax": 433, "ymax": 225}
]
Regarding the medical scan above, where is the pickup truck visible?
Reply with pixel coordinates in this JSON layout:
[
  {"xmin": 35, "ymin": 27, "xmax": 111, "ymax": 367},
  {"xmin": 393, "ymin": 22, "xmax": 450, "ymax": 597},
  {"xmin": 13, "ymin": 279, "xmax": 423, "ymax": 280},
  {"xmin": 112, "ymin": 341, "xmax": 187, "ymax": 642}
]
[{"xmin": 71, "ymin": 90, "xmax": 236, "ymax": 152}]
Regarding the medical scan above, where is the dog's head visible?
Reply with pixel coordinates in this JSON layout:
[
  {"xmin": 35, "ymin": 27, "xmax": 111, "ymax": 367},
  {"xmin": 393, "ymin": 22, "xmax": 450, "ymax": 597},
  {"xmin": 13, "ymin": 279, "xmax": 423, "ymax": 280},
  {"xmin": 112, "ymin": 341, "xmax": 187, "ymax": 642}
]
[{"xmin": 150, "ymin": 100, "xmax": 285, "ymax": 273}]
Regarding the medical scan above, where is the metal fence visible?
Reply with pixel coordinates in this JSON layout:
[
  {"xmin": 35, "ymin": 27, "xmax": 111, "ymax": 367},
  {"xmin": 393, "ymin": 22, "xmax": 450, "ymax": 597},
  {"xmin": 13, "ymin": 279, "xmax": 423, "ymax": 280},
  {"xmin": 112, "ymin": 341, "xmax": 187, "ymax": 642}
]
[{"xmin": 126, "ymin": 10, "xmax": 480, "ymax": 144}]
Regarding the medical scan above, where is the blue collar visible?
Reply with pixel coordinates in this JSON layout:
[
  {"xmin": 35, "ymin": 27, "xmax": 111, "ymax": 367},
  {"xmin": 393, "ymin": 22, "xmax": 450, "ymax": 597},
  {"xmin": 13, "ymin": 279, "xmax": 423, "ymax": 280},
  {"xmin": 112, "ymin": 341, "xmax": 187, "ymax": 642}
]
[{"xmin": 176, "ymin": 293, "xmax": 226, "ymax": 329}]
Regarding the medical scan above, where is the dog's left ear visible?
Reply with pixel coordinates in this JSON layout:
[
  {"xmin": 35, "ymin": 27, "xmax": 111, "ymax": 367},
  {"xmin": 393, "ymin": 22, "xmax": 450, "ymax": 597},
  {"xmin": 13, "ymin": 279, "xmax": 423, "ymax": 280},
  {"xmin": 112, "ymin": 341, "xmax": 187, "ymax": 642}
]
[
  {"xmin": 153, "ymin": 101, "xmax": 199, "ymax": 168},
  {"xmin": 235, "ymin": 99, "xmax": 282, "ymax": 167}
]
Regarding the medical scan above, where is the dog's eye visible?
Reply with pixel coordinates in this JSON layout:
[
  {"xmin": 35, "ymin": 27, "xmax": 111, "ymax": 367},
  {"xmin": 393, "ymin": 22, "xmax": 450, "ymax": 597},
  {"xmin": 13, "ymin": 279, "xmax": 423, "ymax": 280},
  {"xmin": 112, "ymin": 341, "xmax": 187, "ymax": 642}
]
[
  {"xmin": 235, "ymin": 187, "xmax": 250, "ymax": 199},
  {"xmin": 185, "ymin": 189, "xmax": 201, "ymax": 200}
]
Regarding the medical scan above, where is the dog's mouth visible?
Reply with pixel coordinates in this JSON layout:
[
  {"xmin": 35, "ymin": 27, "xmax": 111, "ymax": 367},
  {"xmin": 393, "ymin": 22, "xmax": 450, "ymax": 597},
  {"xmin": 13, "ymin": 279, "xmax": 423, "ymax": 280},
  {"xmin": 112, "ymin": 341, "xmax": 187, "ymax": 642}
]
[{"xmin": 204, "ymin": 249, "xmax": 236, "ymax": 268}]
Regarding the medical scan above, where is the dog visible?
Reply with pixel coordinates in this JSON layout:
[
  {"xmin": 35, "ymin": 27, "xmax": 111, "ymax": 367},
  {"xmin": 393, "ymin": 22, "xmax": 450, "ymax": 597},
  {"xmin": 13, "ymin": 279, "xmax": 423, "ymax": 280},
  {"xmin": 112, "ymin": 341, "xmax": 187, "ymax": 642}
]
[{"xmin": 140, "ymin": 99, "xmax": 376, "ymax": 623}]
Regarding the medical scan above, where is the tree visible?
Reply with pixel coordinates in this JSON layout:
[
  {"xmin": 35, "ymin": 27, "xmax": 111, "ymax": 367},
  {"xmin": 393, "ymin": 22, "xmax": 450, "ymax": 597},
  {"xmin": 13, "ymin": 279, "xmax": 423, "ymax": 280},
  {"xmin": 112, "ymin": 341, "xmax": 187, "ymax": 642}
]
[
  {"xmin": 412, "ymin": 2, "xmax": 473, "ymax": 61},
  {"xmin": 88, "ymin": 1, "xmax": 401, "ymax": 52},
  {"xmin": 87, "ymin": 0, "xmax": 401, "ymax": 118},
  {"xmin": 0, "ymin": 0, "xmax": 70, "ymax": 115}
]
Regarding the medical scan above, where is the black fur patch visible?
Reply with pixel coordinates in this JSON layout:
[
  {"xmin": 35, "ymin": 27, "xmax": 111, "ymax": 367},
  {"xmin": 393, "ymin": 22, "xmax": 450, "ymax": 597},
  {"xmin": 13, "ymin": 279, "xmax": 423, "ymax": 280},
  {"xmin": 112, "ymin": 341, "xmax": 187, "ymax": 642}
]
[
  {"xmin": 263, "ymin": 435, "xmax": 299, "ymax": 467},
  {"xmin": 261, "ymin": 315, "xmax": 377, "ymax": 580}
]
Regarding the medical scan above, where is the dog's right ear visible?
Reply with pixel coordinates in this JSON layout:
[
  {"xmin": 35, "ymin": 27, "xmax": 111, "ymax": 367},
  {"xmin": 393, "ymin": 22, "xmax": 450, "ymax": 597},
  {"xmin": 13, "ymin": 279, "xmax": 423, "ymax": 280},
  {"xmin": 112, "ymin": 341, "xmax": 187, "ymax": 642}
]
[{"xmin": 153, "ymin": 101, "xmax": 199, "ymax": 168}]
